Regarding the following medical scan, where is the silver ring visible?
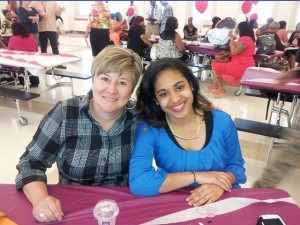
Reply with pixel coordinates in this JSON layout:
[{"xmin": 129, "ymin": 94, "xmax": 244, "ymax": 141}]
[
  {"xmin": 39, "ymin": 212, "xmax": 45, "ymax": 218},
  {"xmin": 206, "ymin": 195, "xmax": 210, "ymax": 199}
]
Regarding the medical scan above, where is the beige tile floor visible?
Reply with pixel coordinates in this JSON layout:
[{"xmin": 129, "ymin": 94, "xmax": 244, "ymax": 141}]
[{"xmin": 0, "ymin": 35, "xmax": 299, "ymax": 206}]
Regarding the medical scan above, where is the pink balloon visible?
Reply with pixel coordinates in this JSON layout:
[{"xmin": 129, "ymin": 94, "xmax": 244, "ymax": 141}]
[
  {"xmin": 127, "ymin": 7, "xmax": 134, "ymax": 17},
  {"xmin": 195, "ymin": 1, "xmax": 208, "ymax": 14},
  {"xmin": 250, "ymin": 13, "xmax": 258, "ymax": 20},
  {"xmin": 251, "ymin": 1, "xmax": 259, "ymax": 4},
  {"xmin": 241, "ymin": 1, "xmax": 252, "ymax": 14}
]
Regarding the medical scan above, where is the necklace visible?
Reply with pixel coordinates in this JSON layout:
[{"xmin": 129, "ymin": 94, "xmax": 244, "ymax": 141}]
[{"xmin": 166, "ymin": 114, "xmax": 200, "ymax": 140}]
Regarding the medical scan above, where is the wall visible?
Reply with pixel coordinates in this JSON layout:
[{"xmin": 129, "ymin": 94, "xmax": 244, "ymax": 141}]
[{"xmin": 1, "ymin": 1, "xmax": 299, "ymax": 36}]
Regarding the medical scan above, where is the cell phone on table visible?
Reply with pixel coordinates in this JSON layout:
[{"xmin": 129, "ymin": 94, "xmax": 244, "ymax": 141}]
[{"xmin": 257, "ymin": 214, "xmax": 286, "ymax": 225}]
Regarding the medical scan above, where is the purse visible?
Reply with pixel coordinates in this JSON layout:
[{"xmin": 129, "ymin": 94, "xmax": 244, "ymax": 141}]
[{"xmin": 215, "ymin": 50, "xmax": 231, "ymax": 63}]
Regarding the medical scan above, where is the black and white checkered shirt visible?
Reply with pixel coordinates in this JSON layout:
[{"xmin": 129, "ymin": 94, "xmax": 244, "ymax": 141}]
[{"xmin": 16, "ymin": 93, "xmax": 137, "ymax": 189}]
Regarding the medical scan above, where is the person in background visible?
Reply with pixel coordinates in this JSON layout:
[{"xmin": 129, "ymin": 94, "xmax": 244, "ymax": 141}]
[
  {"xmin": 129, "ymin": 58, "xmax": 246, "ymax": 205},
  {"xmin": 145, "ymin": 1, "xmax": 162, "ymax": 37},
  {"xmin": 249, "ymin": 19, "xmax": 258, "ymax": 29},
  {"xmin": 30, "ymin": 2, "xmax": 64, "ymax": 57},
  {"xmin": 15, "ymin": 46, "xmax": 142, "ymax": 223},
  {"xmin": 208, "ymin": 21, "xmax": 255, "ymax": 97},
  {"xmin": 8, "ymin": 21, "xmax": 38, "ymax": 52},
  {"xmin": 159, "ymin": 1, "xmax": 173, "ymax": 34},
  {"xmin": 259, "ymin": 21, "xmax": 294, "ymax": 69},
  {"xmin": 202, "ymin": 16, "xmax": 221, "ymax": 43},
  {"xmin": 110, "ymin": 12, "xmax": 128, "ymax": 45},
  {"xmin": 1, "ymin": 9, "xmax": 14, "ymax": 46},
  {"xmin": 156, "ymin": 16, "xmax": 189, "ymax": 62},
  {"xmin": 183, "ymin": 17, "xmax": 198, "ymax": 40},
  {"xmin": 17, "ymin": 1, "xmax": 40, "ymax": 43},
  {"xmin": 256, "ymin": 17, "xmax": 274, "ymax": 37},
  {"xmin": 6, "ymin": 1, "xmax": 18, "ymax": 21},
  {"xmin": 127, "ymin": 16, "xmax": 152, "ymax": 57},
  {"xmin": 277, "ymin": 20, "xmax": 289, "ymax": 46},
  {"xmin": 288, "ymin": 22, "xmax": 300, "ymax": 47},
  {"xmin": 84, "ymin": 1, "xmax": 111, "ymax": 57}
]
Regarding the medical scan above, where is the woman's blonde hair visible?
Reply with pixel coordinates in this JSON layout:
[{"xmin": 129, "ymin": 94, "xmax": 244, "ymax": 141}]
[{"xmin": 91, "ymin": 45, "xmax": 142, "ymax": 89}]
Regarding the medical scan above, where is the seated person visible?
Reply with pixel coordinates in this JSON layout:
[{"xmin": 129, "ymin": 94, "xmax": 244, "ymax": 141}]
[
  {"xmin": 1, "ymin": 9, "xmax": 14, "ymax": 45},
  {"xmin": 110, "ymin": 12, "xmax": 128, "ymax": 45},
  {"xmin": 183, "ymin": 17, "xmax": 198, "ymax": 40},
  {"xmin": 156, "ymin": 16, "xmax": 189, "ymax": 62},
  {"xmin": 127, "ymin": 16, "xmax": 152, "ymax": 57},
  {"xmin": 208, "ymin": 21, "xmax": 255, "ymax": 97},
  {"xmin": 258, "ymin": 21, "xmax": 292, "ymax": 70},
  {"xmin": 256, "ymin": 17, "xmax": 274, "ymax": 37},
  {"xmin": 202, "ymin": 16, "xmax": 221, "ymax": 42},
  {"xmin": 15, "ymin": 46, "xmax": 142, "ymax": 222},
  {"xmin": 277, "ymin": 20, "xmax": 289, "ymax": 46},
  {"xmin": 130, "ymin": 58, "xmax": 246, "ymax": 206},
  {"xmin": 8, "ymin": 22, "xmax": 38, "ymax": 52}
]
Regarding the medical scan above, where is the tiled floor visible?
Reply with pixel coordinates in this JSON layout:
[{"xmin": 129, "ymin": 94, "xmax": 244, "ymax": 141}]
[{"xmin": 0, "ymin": 35, "xmax": 299, "ymax": 205}]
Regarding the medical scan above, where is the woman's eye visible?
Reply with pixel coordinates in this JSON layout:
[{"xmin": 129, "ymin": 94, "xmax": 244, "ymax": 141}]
[
  {"xmin": 176, "ymin": 85, "xmax": 184, "ymax": 91},
  {"xmin": 100, "ymin": 77, "xmax": 109, "ymax": 82},
  {"xmin": 118, "ymin": 81, "xmax": 127, "ymax": 86},
  {"xmin": 159, "ymin": 92, "xmax": 167, "ymax": 97}
]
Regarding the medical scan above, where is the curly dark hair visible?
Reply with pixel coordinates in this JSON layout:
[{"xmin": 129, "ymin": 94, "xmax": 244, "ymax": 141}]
[
  {"xmin": 136, "ymin": 58, "xmax": 213, "ymax": 128},
  {"xmin": 161, "ymin": 16, "xmax": 178, "ymax": 41},
  {"xmin": 11, "ymin": 22, "xmax": 30, "ymax": 38},
  {"xmin": 238, "ymin": 21, "xmax": 255, "ymax": 42}
]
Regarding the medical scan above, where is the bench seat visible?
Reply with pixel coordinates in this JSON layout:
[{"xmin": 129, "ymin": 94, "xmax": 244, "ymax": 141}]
[
  {"xmin": 234, "ymin": 118, "xmax": 289, "ymax": 139},
  {"xmin": 0, "ymin": 87, "xmax": 40, "ymax": 101}
]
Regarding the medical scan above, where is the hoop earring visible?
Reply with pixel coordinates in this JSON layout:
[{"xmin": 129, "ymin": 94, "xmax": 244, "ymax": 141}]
[{"xmin": 126, "ymin": 97, "xmax": 136, "ymax": 110}]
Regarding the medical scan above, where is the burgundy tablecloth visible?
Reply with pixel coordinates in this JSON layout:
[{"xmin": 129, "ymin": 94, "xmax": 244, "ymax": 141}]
[
  {"xmin": 240, "ymin": 67, "xmax": 300, "ymax": 95},
  {"xmin": 185, "ymin": 45, "xmax": 221, "ymax": 56},
  {"xmin": 0, "ymin": 184, "xmax": 299, "ymax": 225}
]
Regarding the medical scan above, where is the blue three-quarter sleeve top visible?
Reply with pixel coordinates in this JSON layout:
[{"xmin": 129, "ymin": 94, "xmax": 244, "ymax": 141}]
[{"xmin": 129, "ymin": 109, "xmax": 246, "ymax": 196}]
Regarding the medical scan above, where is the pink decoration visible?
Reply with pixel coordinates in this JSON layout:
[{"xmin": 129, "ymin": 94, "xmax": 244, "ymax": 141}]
[
  {"xmin": 195, "ymin": 1, "xmax": 208, "ymax": 14},
  {"xmin": 250, "ymin": 13, "xmax": 258, "ymax": 20},
  {"xmin": 127, "ymin": 7, "xmax": 134, "ymax": 17},
  {"xmin": 251, "ymin": 1, "xmax": 259, "ymax": 5},
  {"xmin": 241, "ymin": 1, "xmax": 252, "ymax": 14}
]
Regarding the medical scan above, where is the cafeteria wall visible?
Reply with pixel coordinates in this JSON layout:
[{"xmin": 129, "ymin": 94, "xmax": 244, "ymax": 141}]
[{"xmin": 0, "ymin": 1, "xmax": 298, "ymax": 37}]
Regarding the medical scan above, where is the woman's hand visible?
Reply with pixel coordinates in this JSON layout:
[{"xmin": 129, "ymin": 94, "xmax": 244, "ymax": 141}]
[
  {"xmin": 186, "ymin": 184, "xmax": 224, "ymax": 206},
  {"xmin": 228, "ymin": 31, "xmax": 234, "ymax": 39},
  {"xmin": 32, "ymin": 195, "xmax": 64, "ymax": 222},
  {"xmin": 195, "ymin": 171, "xmax": 232, "ymax": 192}
]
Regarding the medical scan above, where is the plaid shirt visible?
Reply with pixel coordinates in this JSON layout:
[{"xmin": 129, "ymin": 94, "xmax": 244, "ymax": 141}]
[
  {"xmin": 16, "ymin": 93, "xmax": 137, "ymax": 189},
  {"xmin": 160, "ymin": 3, "xmax": 173, "ymax": 33}
]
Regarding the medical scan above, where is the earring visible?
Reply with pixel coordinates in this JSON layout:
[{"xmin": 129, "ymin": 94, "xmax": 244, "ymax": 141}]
[
  {"xmin": 155, "ymin": 102, "xmax": 159, "ymax": 105},
  {"xmin": 126, "ymin": 97, "xmax": 136, "ymax": 110},
  {"xmin": 191, "ymin": 87, "xmax": 194, "ymax": 91}
]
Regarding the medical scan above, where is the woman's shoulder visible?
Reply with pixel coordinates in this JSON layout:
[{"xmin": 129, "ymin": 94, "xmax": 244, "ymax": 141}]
[{"xmin": 212, "ymin": 108, "xmax": 232, "ymax": 122}]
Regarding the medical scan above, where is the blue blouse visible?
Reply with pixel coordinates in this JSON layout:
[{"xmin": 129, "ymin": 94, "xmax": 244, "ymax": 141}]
[{"xmin": 129, "ymin": 109, "xmax": 246, "ymax": 196}]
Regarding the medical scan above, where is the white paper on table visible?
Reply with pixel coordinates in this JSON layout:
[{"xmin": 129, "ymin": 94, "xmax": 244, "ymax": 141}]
[
  {"xmin": 140, "ymin": 197, "xmax": 295, "ymax": 225},
  {"xmin": 247, "ymin": 78, "xmax": 298, "ymax": 86}
]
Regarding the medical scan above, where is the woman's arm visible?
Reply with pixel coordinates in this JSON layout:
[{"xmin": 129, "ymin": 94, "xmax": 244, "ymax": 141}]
[
  {"xmin": 229, "ymin": 31, "xmax": 246, "ymax": 55},
  {"xmin": 140, "ymin": 33, "xmax": 152, "ymax": 47},
  {"xmin": 174, "ymin": 33, "xmax": 185, "ymax": 53},
  {"xmin": 23, "ymin": 181, "xmax": 63, "ymax": 222}
]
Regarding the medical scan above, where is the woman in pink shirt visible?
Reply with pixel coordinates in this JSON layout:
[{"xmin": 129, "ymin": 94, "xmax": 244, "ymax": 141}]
[
  {"xmin": 277, "ymin": 20, "xmax": 289, "ymax": 46},
  {"xmin": 8, "ymin": 22, "xmax": 38, "ymax": 52}
]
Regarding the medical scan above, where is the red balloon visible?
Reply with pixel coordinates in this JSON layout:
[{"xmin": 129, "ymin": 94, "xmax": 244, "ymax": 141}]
[
  {"xmin": 250, "ymin": 13, "xmax": 258, "ymax": 20},
  {"xmin": 251, "ymin": 1, "xmax": 259, "ymax": 4},
  {"xmin": 127, "ymin": 7, "xmax": 134, "ymax": 17},
  {"xmin": 195, "ymin": 1, "xmax": 208, "ymax": 14},
  {"xmin": 241, "ymin": 1, "xmax": 252, "ymax": 14}
]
